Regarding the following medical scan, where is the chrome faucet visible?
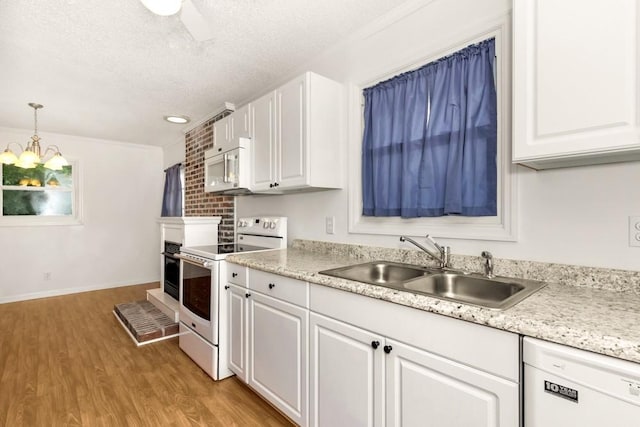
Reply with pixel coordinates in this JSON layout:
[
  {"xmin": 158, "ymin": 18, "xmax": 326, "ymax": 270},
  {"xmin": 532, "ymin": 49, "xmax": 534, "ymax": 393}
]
[
  {"xmin": 481, "ymin": 251, "xmax": 494, "ymax": 278},
  {"xmin": 399, "ymin": 235, "xmax": 450, "ymax": 269}
]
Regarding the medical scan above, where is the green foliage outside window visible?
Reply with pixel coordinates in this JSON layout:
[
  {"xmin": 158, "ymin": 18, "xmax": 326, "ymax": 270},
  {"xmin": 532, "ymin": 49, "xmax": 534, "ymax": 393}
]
[{"xmin": 1, "ymin": 164, "xmax": 74, "ymax": 216}]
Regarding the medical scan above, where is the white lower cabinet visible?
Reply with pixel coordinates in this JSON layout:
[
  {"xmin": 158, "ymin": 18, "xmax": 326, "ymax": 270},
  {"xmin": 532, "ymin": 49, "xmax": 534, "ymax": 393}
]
[
  {"xmin": 228, "ymin": 267, "xmax": 520, "ymax": 427},
  {"xmin": 227, "ymin": 283, "xmax": 248, "ymax": 382},
  {"xmin": 309, "ymin": 283, "xmax": 520, "ymax": 427},
  {"xmin": 310, "ymin": 313, "xmax": 385, "ymax": 427},
  {"xmin": 385, "ymin": 339, "xmax": 518, "ymax": 427},
  {"xmin": 248, "ymin": 291, "xmax": 308, "ymax": 426},
  {"xmin": 310, "ymin": 312, "xmax": 518, "ymax": 427}
]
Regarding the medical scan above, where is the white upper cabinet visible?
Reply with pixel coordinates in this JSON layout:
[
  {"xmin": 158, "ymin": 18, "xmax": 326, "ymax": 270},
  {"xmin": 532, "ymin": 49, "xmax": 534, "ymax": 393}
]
[
  {"xmin": 233, "ymin": 104, "xmax": 251, "ymax": 140},
  {"xmin": 277, "ymin": 76, "xmax": 307, "ymax": 189},
  {"xmin": 212, "ymin": 105, "xmax": 251, "ymax": 156},
  {"xmin": 212, "ymin": 113, "xmax": 233, "ymax": 155},
  {"xmin": 513, "ymin": 0, "xmax": 640, "ymax": 169},
  {"xmin": 250, "ymin": 72, "xmax": 343, "ymax": 193},
  {"xmin": 251, "ymin": 91, "xmax": 278, "ymax": 191}
]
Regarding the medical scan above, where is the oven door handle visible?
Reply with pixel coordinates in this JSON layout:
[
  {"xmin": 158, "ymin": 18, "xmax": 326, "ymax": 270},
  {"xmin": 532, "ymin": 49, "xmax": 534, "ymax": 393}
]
[
  {"xmin": 175, "ymin": 253, "xmax": 214, "ymax": 269},
  {"xmin": 162, "ymin": 252, "xmax": 179, "ymax": 259}
]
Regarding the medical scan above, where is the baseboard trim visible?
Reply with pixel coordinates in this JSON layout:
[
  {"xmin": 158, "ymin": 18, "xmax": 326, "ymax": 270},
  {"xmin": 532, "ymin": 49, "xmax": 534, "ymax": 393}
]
[{"xmin": 0, "ymin": 280, "xmax": 159, "ymax": 304}]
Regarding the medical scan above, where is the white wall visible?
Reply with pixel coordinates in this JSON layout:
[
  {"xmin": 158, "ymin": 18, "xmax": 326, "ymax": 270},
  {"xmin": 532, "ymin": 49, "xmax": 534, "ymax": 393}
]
[
  {"xmin": 0, "ymin": 127, "xmax": 164, "ymax": 302},
  {"xmin": 236, "ymin": 0, "xmax": 640, "ymax": 272},
  {"xmin": 163, "ymin": 138, "xmax": 185, "ymax": 168}
]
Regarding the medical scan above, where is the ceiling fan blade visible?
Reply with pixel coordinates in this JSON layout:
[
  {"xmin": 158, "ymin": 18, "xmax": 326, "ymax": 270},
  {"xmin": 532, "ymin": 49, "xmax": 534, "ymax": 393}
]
[{"xmin": 180, "ymin": 0, "xmax": 215, "ymax": 42}]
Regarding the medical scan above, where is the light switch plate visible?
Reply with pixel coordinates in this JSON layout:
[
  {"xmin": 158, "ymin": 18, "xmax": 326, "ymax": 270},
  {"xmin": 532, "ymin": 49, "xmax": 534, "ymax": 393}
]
[{"xmin": 629, "ymin": 216, "xmax": 640, "ymax": 247}]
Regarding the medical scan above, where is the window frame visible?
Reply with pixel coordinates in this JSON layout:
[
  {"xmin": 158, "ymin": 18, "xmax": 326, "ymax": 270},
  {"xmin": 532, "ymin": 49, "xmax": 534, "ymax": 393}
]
[
  {"xmin": 0, "ymin": 159, "xmax": 83, "ymax": 226},
  {"xmin": 348, "ymin": 23, "xmax": 517, "ymax": 241}
]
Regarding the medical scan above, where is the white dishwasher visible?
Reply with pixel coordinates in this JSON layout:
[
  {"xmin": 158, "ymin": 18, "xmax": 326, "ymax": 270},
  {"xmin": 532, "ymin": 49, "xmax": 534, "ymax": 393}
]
[{"xmin": 523, "ymin": 337, "xmax": 640, "ymax": 426}]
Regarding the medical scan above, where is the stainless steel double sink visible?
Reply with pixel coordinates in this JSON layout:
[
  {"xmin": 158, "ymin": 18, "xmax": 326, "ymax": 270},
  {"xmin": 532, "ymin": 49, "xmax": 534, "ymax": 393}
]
[{"xmin": 319, "ymin": 261, "xmax": 546, "ymax": 310}]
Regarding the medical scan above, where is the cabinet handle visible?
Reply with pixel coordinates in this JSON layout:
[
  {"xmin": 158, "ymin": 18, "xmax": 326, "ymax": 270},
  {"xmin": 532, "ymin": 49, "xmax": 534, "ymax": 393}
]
[
  {"xmin": 218, "ymin": 147, "xmax": 222, "ymax": 152},
  {"xmin": 383, "ymin": 345, "xmax": 393, "ymax": 354},
  {"xmin": 269, "ymin": 183, "xmax": 274, "ymax": 188},
  {"xmin": 245, "ymin": 293, "xmax": 251, "ymax": 298},
  {"xmin": 232, "ymin": 272, "xmax": 238, "ymax": 278},
  {"xmin": 224, "ymin": 285, "xmax": 230, "ymax": 290},
  {"xmin": 268, "ymin": 283, "xmax": 276, "ymax": 289},
  {"xmin": 371, "ymin": 340, "xmax": 380, "ymax": 349},
  {"xmin": 274, "ymin": 182, "xmax": 280, "ymax": 187}
]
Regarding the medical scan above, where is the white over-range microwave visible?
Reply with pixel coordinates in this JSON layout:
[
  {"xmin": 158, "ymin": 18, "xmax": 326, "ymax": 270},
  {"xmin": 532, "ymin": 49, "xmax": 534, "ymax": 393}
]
[{"xmin": 204, "ymin": 137, "xmax": 251, "ymax": 194}]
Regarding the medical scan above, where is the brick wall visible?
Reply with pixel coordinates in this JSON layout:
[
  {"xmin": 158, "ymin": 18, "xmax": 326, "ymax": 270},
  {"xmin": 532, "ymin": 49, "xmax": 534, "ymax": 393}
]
[{"xmin": 184, "ymin": 118, "xmax": 235, "ymax": 243}]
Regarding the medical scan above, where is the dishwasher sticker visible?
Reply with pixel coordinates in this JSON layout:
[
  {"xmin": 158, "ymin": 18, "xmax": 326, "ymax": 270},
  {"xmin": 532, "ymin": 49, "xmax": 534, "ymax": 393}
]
[{"xmin": 544, "ymin": 380, "xmax": 579, "ymax": 403}]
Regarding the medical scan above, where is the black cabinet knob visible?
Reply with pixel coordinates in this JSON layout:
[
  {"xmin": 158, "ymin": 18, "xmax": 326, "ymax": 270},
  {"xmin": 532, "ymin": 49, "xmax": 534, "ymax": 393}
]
[
  {"xmin": 224, "ymin": 285, "xmax": 230, "ymax": 290},
  {"xmin": 383, "ymin": 345, "xmax": 393, "ymax": 354},
  {"xmin": 218, "ymin": 148, "xmax": 222, "ymax": 152},
  {"xmin": 191, "ymin": 323, "xmax": 196, "ymax": 328},
  {"xmin": 371, "ymin": 340, "xmax": 380, "ymax": 349},
  {"xmin": 268, "ymin": 283, "xmax": 275, "ymax": 289},
  {"xmin": 232, "ymin": 272, "xmax": 238, "ymax": 278},
  {"xmin": 269, "ymin": 183, "xmax": 274, "ymax": 188},
  {"xmin": 274, "ymin": 182, "xmax": 279, "ymax": 187},
  {"xmin": 245, "ymin": 293, "xmax": 251, "ymax": 298}
]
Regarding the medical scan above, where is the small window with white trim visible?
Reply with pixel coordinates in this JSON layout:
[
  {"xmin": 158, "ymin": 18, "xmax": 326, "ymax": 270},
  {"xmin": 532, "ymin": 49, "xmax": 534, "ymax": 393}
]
[{"xmin": 0, "ymin": 162, "xmax": 81, "ymax": 225}]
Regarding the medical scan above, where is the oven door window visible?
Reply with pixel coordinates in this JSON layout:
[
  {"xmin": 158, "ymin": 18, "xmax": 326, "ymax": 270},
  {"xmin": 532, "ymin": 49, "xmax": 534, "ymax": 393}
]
[
  {"xmin": 182, "ymin": 261, "xmax": 211, "ymax": 321},
  {"xmin": 164, "ymin": 255, "xmax": 180, "ymax": 300}
]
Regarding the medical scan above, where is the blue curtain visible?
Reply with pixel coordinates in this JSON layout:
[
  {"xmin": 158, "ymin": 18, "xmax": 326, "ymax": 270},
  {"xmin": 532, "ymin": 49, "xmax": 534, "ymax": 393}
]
[
  {"xmin": 362, "ymin": 38, "xmax": 497, "ymax": 218},
  {"xmin": 161, "ymin": 163, "xmax": 183, "ymax": 217}
]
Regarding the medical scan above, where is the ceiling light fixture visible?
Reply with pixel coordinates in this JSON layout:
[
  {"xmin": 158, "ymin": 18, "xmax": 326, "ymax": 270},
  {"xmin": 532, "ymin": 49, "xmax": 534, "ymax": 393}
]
[
  {"xmin": 140, "ymin": 0, "xmax": 183, "ymax": 16},
  {"xmin": 164, "ymin": 115, "xmax": 191, "ymax": 124},
  {"xmin": 0, "ymin": 103, "xmax": 69, "ymax": 170}
]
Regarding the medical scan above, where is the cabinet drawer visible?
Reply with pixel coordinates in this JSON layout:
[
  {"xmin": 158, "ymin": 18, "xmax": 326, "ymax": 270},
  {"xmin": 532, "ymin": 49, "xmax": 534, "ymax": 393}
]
[
  {"xmin": 227, "ymin": 263, "xmax": 247, "ymax": 286},
  {"xmin": 249, "ymin": 269, "xmax": 308, "ymax": 307}
]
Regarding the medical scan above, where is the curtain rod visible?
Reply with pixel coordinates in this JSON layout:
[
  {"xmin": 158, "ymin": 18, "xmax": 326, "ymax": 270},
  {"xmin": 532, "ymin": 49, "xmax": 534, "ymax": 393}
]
[{"xmin": 164, "ymin": 162, "xmax": 182, "ymax": 172}]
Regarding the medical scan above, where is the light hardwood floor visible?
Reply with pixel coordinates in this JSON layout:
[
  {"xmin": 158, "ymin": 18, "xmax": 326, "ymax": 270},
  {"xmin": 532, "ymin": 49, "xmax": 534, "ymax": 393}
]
[{"xmin": 0, "ymin": 283, "xmax": 293, "ymax": 426}]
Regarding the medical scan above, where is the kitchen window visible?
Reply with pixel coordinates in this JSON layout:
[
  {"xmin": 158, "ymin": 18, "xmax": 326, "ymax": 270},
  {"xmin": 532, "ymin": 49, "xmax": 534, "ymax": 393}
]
[
  {"xmin": 348, "ymin": 24, "xmax": 515, "ymax": 241},
  {"xmin": 0, "ymin": 162, "xmax": 82, "ymax": 225},
  {"xmin": 362, "ymin": 38, "xmax": 497, "ymax": 218}
]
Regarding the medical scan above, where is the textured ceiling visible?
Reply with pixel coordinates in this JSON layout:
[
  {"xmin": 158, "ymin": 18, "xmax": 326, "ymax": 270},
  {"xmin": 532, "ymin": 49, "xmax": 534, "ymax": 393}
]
[{"xmin": 0, "ymin": 0, "xmax": 407, "ymax": 148}]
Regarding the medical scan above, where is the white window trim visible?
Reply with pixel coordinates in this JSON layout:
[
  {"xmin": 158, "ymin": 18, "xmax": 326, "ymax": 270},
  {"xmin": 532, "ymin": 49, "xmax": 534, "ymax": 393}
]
[
  {"xmin": 0, "ymin": 159, "xmax": 83, "ymax": 226},
  {"xmin": 348, "ymin": 19, "xmax": 517, "ymax": 241}
]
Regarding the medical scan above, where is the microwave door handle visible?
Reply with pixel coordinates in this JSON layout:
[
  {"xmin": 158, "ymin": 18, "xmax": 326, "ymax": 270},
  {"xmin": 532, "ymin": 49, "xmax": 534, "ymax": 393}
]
[{"xmin": 222, "ymin": 153, "xmax": 229, "ymax": 183}]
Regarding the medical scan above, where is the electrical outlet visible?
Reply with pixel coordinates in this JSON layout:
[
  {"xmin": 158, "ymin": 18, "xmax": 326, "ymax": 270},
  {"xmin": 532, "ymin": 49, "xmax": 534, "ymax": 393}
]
[
  {"xmin": 629, "ymin": 216, "xmax": 640, "ymax": 247},
  {"xmin": 325, "ymin": 216, "xmax": 335, "ymax": 234}
]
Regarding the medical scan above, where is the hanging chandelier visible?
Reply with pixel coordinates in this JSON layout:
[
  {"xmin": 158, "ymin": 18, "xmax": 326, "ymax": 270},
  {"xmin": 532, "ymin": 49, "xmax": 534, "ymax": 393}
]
[{"xmin": 0, "ymin": 103, "xmax": 69, "ymax": 171}]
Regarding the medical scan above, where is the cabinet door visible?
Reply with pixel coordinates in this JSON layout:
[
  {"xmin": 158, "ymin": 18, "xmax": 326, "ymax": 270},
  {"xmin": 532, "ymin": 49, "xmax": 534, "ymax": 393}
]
[
  {"xmin": 227, "ymin": 284, "xmax": 248, "ymax": 382},
  {"xmin": 277, "ymin": 76, "xmax": 307, "ymax": 188},
  {"xmin": 309, "ymin": 313, "xmax": 384, "ymax": 427},
  {"xmin": 513, "ymin": 0, "xmax": 640, "ymax": 169},
  {"xmin": 251, "ymin": 91, "xmax": 277, "ymax": 191},
  {"xmin": 248, "ymin": 292, "xmax": 308, "ymax": 426},
  {"xmin": 385, "ymin": 339, "xmax": 518, "ymax": 427},
  {"xmin": 213, "ymin": 115, "xmax": 232, "ymax": 154},
  {"xmin": 233, "ymin": 104, "xmax": 251, "ymax": 139}
]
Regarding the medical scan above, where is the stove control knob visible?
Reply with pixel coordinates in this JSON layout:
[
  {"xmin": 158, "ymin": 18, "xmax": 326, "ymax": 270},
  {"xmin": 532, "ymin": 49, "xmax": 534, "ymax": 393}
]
[
  {"xmin": 270, "ymin": 221, "xmax": 276, "ymax": 229},
  {"xmin": 263, "ymin": 221, "xmax": 270, "ymax": 229},
  {"xmin": 237, "ymin": 220, "xmax": 243, "ymax": 227}
]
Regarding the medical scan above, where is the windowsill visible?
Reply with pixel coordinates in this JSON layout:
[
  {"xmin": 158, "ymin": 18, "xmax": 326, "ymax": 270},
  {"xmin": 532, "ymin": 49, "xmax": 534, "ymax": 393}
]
[{"xmin": 0, "ymin": 216, "xmax": 83, "ymax": 227}]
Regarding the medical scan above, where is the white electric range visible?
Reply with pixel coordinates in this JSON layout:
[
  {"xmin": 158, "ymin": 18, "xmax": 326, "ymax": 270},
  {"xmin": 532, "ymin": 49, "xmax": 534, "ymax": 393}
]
[{"xmin": 176, "ymin": 216, "xmax": 287, "ymax": 380}]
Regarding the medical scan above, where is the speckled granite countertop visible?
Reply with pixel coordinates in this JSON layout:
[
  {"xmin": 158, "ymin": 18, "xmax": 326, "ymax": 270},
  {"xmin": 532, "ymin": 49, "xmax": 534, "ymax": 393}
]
[{"xmin": 227, "ymin": 245, "xmax": 640, "ymax": 364}]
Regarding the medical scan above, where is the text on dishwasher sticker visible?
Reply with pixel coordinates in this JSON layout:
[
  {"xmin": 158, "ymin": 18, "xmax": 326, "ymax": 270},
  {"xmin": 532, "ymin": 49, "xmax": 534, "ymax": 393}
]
[{"xmin": 544, "ymin": 380, "xmax": 579, "ymax": 403}]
